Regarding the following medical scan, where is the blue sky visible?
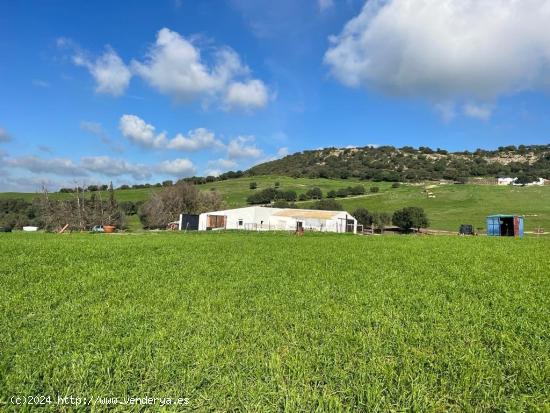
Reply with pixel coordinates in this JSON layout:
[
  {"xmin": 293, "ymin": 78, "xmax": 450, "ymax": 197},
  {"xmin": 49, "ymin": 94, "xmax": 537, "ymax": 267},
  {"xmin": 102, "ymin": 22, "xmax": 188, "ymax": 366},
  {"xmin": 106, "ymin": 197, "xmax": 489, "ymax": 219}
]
[{"xmin": 1, "ymin": 0, "xmax": 550, "ymax": 191}]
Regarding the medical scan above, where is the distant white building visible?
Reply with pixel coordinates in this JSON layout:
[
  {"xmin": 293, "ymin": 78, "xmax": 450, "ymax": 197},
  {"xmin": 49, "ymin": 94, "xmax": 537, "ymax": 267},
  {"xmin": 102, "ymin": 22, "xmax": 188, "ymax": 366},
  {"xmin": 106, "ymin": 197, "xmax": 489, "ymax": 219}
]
[
  {"xmin": 497, "ymin": 177, "xmax": 516, "ymax": 185},
  {"xmin": 196, "ymin": 206, "xmax": 357, "ymax": 233},
  {"xmin": 514, "ymin": 177, "xmax": 546, "ymax": 186},
  {"xmin": 498, "ymin": 176, "xmax": 546, "ymax": 186}
]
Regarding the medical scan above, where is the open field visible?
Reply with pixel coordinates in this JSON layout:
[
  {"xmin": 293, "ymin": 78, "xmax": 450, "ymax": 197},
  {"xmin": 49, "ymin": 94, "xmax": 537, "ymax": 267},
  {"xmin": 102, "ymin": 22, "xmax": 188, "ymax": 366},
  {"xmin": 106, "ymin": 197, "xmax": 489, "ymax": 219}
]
[
  {"xmin": 1, "ymin": 232, "xmax": 549, "ymax": 411},
  {"xmin": 317, "ymin": 183, "xmax": 550, "ymax": 232},
  {"xmin": 2, "ymin": 176, "xmax": 550, "ymax": 232}
]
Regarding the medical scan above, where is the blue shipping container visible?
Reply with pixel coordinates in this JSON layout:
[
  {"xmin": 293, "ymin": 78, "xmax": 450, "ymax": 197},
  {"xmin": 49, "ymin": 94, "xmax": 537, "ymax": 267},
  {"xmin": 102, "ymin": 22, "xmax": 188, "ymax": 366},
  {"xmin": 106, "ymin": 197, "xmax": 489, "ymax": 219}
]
[{"xmin": 486, "ymin": 215, "xmax": 524, "ymax": 237}]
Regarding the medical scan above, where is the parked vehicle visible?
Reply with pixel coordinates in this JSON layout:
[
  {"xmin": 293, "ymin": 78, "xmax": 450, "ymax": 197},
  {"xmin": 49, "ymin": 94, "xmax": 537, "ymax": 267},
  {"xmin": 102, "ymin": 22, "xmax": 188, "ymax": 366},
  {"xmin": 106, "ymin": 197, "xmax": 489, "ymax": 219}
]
[{"xmin": 91, "ymin": 225, "xmax": 104, "ymax": 233}]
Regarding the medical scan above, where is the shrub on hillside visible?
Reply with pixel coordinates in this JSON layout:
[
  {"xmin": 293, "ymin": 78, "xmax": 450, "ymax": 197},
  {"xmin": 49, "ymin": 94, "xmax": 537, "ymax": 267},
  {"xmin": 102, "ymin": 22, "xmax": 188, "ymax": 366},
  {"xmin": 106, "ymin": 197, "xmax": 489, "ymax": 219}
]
[
  {"xmin": 281, "ymin": 190, "xmax": 297, "ymax": 202},
  {"xmin": 272, "ymin": 200, "xmax": 297, "ymax": 208},
  {"xmin": 352, "ymin": 208, "xmax": 372, "ymax": 227},
  {"xmin": 349, "ymin": 185, "xmax": 366, "ymax": 195},
  {"xmin": 246, "ymin": 188, "xmax": 286, "ymax": 204},
  {"xmin": 119, "ymin": 201, "xmax": 142, "ymax": 216},
  {"xmin": 336, "ymin": 188, "xmax": 349, "ymax": 198},
  {"xmin": 0, "ymin": 199, "xmax": 38, "ymax": 229},
  {"xmin": 249, "ymin": 182, "xmax": 257, "ymax": 190},
  {"xmin": 306, "ymin": 187, "xmax": 323, "ymax": 199},
  {"xmin": 370, "ymin": 186, "xmax": 380, "ymax": 193},
  {"xmin": 310, "ymin": 199, "xmax": 343, "ymax": 211}
]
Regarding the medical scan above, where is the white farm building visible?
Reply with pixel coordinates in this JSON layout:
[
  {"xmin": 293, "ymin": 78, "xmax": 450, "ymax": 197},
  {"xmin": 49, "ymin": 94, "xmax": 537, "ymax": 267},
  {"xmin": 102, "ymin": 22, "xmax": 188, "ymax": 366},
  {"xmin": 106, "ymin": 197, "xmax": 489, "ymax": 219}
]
[{"xmin": 190, "ymin": 206, "xmax": 358, "ymax": 233}]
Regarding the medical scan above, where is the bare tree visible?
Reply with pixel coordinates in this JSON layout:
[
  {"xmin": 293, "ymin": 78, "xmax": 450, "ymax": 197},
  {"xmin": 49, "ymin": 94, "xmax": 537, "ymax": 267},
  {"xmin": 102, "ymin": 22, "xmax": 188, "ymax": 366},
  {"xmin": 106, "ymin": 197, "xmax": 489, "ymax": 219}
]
[{"xmin": 140, "ymin": 182, "xmax": 224, "ymax": 229}]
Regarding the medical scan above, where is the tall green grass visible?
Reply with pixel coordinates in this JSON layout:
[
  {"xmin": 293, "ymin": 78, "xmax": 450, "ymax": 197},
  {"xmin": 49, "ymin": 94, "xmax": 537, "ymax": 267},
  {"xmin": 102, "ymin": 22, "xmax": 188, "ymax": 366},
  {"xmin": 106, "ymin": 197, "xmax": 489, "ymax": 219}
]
[{"xmin": 1, "ymin": 232, "xmax": 548, "ymax": 411}]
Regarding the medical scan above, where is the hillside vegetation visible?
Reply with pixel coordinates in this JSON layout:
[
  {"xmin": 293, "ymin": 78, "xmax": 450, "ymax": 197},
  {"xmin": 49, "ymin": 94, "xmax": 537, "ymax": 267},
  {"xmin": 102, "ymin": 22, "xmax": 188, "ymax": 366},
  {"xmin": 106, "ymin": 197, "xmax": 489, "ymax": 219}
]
[
  {"xmin": 1, "ymin": 232, "xmax": 548, "ymax": 411},
  {"xmin": 249, "ymin": 144, "xmax": 550, "ymax": 181},
  {"xmin": 2, "ymin": 175, "xmax": 550, "ymax": 232},
  {"xmin": 197, "ymin": 176, "xmax": 550, "ymax": 232}
]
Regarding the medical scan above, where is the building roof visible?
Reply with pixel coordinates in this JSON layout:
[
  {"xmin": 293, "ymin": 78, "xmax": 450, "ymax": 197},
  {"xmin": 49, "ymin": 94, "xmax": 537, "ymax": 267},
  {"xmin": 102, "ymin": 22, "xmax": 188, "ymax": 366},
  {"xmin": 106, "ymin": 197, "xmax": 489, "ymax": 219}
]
[
  {"xmin": 201, "ymin": 206, "xmax": 353, "ymax": 220},
  {"xmin": 487, "ymin": 214, "xmax": 522, "ymax": 218},
  {"xmin": 272, "ymin": 209, "xmax": 343, "ymax": 219}
]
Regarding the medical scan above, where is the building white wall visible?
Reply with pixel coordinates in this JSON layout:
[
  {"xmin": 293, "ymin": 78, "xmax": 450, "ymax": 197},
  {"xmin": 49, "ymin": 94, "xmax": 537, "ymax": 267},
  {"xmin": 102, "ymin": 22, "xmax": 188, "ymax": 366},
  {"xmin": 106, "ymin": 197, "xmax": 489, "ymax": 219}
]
[
  {"xmin": 197, "ymin": 206, "xmax": 357, "ymax": 233},
  {"xmin": 498, "ymin": 177, "xmax": 516, "ymax": 185}
]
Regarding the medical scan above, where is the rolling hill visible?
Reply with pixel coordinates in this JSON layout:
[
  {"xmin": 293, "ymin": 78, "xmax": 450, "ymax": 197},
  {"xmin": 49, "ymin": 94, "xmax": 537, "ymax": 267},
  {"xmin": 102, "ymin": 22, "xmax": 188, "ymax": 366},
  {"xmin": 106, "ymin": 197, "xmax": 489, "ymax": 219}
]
[{"xmin": 248, "ymin": 144, "xmax": 550, "ymax": 182}]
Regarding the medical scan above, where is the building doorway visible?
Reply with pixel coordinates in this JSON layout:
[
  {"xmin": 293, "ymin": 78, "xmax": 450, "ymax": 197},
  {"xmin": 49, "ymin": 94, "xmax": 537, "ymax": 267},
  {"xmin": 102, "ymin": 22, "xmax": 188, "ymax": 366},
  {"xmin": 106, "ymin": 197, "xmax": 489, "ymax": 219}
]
[{"xmin": 207, "ymin": 215, "xmax": 226, "ymax": 229}]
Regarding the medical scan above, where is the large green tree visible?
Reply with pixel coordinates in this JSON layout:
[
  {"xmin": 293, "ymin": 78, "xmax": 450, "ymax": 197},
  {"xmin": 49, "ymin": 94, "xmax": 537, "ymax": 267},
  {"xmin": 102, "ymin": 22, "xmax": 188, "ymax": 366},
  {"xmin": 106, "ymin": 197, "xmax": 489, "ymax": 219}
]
[{"xmin": 392, "ymin": 207, "xmax": 429, "ymax": 232}]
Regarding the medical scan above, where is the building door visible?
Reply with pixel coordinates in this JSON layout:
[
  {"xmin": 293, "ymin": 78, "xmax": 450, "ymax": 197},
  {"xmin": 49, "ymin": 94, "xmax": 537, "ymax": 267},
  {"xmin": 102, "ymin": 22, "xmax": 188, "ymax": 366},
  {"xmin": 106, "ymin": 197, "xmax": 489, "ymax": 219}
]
[
  {"xmin": 207, "ymin": 215, "xmax": 226, "ymax": 229},
  {"xmin": 513, "ymin": 216, "xmax": 518, "ymax": 237}
]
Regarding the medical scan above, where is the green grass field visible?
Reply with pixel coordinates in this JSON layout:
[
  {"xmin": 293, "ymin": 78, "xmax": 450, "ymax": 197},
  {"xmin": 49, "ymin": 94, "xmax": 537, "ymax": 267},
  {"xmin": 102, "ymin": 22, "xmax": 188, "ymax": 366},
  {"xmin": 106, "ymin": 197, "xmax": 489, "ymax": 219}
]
[
  {"xmin": 2, "ymin": 176, "xmax": 550, "ymax": 232},
  {"xmin": 1, "ymin": 232, "xmax": 549, "ymax": 411}
]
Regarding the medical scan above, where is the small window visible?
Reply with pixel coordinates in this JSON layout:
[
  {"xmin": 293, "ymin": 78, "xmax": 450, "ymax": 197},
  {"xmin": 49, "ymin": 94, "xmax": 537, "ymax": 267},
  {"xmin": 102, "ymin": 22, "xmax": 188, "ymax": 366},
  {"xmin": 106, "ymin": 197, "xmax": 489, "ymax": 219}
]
[{"xmin": 238, "ymin": 219, "xmax": 243, "ymax": 226}]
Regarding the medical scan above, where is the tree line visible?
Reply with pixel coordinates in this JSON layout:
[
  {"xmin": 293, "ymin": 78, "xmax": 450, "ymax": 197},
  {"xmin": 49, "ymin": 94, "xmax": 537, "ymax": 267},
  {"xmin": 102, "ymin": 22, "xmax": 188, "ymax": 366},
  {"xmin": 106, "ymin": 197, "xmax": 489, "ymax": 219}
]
[
  {"xmin": 246, "ymin": 184, "xmax": 385, "ymax": 205},
  {"xmin": 353, "ymin": 206, "xmax": 429, "ymax": 233},
  {"xmin": 248, "ymin": 144, "xmax": 550, "ymax": 182}
]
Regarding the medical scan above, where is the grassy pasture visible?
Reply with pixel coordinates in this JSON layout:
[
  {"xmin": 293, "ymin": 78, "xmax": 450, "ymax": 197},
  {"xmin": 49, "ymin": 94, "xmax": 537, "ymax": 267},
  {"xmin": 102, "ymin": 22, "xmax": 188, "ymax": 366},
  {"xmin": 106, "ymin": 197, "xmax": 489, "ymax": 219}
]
[
  {"xmin": 1, "ymin": 232, "xmax": 549, "ymax": 411},
  {"xmin": 333, "ymin": 184, "xmax": 550, "ymax": 232}
]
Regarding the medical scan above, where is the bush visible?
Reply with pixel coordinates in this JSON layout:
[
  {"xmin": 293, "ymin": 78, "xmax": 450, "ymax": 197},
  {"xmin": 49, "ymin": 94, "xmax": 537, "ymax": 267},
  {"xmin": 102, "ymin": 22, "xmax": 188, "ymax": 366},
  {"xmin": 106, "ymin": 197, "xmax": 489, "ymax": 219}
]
[
  {"xmin": 306, "ymin": 187, "xmax": 323, "ymax": 199},
  {"xmin": 272, "ymin": 200, "xmax": 296, "ymax": 208},
  {"xmin": 391, "ymin": 182, "xmax": 401, "ymax": 188},
  {"xmin": 349, "ymin": 185, "xmax": 366, "ymax": 195},
  {"xmin": 370, "ymin": 186, "xmax": 380, "ymax": 193},
  {"xmin": 119, "ymin": 201, "xmax": 141, "ymax": 216},
  {"xmin": 327, "ymin": 190, "xmax": 337, "ymax": 198},
  {"xmin": 298, "ymin": 194, "xmax": 308, "ymax": 201},
  {"xmin": 0, "ymin": 199, "xmax": 38, "ymax": 229},
  {"xmin": 372, "ymin": 212, "xmax": 392, "ymax": 233},
  {"xmin": 392, "ymin": 207, "xmax": 429, "ymax": 232},
  {"xmin": 281, "ymin": 190, "xmax": 297, "ymax": 202},
  {"xmin": 352, "ymin": 208, "xmax": 372, "ymax": 227},
  {"xmin": 249, "ymin": 182, "xmax": 257, "ymax": 190},
  {"xmin": 274, "ymin": 181, "xmax": 280, "ymax": 188},
  {"xmin": 246, "ymin": 188, "xmax": 281, "ymax": 204},
  {"xmin": 336, "ymin": 188, "xmax": 349, "ymax": 198},
  {"xmin": 310, "ymin": 199, "xmax": 343, "ymax": 211}
]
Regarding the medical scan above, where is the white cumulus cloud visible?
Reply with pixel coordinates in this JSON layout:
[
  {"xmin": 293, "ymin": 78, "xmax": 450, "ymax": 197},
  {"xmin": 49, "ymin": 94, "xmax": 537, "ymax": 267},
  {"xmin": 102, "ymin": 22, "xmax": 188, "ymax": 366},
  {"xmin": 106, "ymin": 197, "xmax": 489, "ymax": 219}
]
[
  {"xmin": 463, "ymin": 103, "xmax": 493, "ymax": 120},
  {"xmin": 132, "ymin": 28, "xmax": 269, "ymax": 110},
  {"xmin": 318, "ymin": 0, "xmax": 334, "ymax": 12},
  {"xmin": 325, "ymin": 0, "xmax": 550, "ymax": 112},
  {"xmin": 74, "ymin": 46, "xmax": 131, "ymax": 96},
  {"xmin": 227, "ymin": 136, "xmax": 263, "ymax": 159},
  {"xmin": 119, "ymin": 114, "xmax": 167, "ymax": 148},
  {"xmin": 276, "ymin": 147, "xmax": 289, "ymax": 157},
  {"xmin": 80, "ymin": 156, "xmax": 150, "ymax": 180},
  {"xmin": 166, "ymin": 128, "xmax": 224, "ymax": 151},
  {"xmin": 224, "ymin": 79, "xmax": 269, "ymax": 110},
  {"xmin": 7, "ymin": 156, "xmax": 86, "ymax": 176},
  {"xmin": 157, "ymin": 158, "xmax": 196, "ymax": 176},
  {"xmin": 119, "ymin": 114, "xmax": 222, "ymax": 152},
  {"xmin": 204, "ymin": 158, "xmax": 239, "ymax": 177}
]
